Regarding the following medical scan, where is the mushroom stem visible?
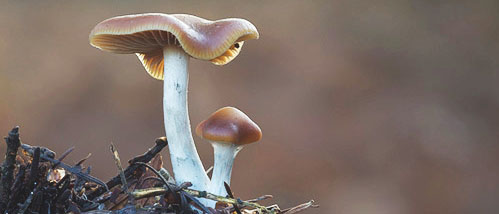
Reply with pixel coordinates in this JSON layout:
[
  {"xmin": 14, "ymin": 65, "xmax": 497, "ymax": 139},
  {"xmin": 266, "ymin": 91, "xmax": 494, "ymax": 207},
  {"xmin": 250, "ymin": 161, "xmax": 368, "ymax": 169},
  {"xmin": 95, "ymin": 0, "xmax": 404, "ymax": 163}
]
[
  {"xmin": 207, "ymin": 142, "xmax": 242, "ymax": 207},
  {"xmin": 162, "ymin": 46, "xmax": 209, "ymax": 190}
]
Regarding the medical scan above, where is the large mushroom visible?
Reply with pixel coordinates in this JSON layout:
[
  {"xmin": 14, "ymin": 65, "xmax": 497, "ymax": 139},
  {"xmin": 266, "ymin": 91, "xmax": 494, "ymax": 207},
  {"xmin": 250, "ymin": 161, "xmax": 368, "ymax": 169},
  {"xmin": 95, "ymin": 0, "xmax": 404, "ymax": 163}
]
[
  {"xmin": 196, "ymin": 106, "xmax": 262, "ymax": 205},
  {"xmin": 89, "ymin": 13, "xmax": 259, "ymax": 191}
]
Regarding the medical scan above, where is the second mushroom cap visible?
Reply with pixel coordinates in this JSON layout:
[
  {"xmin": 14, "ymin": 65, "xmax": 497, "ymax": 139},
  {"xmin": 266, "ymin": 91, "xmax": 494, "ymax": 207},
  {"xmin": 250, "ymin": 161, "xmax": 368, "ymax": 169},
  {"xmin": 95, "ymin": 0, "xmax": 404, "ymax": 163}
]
[{"xmin": 196, "ymin": 106, "xmax": 262, "ymax": 145}]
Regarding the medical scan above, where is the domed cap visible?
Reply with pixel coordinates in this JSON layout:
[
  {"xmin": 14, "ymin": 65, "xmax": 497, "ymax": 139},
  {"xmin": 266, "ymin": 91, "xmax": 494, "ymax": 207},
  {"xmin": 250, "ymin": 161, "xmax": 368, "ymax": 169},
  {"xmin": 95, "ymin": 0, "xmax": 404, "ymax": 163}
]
[
  {"xmin": 196, "ymin": 107, "xmax": 262, "ymax": 145},
  {"xmin": 89, "ymin": 13, "xmax": 259, "ymax": 79}
]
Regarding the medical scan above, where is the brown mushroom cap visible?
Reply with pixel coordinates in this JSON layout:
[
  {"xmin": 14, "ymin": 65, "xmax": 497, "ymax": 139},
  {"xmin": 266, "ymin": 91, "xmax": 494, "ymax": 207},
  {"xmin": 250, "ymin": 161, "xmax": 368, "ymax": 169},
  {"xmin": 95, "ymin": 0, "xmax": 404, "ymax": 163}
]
[
  {"xmin": 196, "ymin": 107, "xmax": 262, "ymax": 145},
  {"xmin": 89, "ymin": 13, "xmax": 259, "ymax": 79}
]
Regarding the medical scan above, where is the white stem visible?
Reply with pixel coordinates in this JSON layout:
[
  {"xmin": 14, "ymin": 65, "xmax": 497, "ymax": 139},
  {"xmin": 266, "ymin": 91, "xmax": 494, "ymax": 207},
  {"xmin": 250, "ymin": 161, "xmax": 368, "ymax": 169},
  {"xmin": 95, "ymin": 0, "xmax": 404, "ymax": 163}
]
[
  {"xmin": 163, "ymin": 46, "xmax": 209, "ymax": 191},
  {"xmin": 207, "ymin": 142, "xmax": 242, "ymax": 207}
]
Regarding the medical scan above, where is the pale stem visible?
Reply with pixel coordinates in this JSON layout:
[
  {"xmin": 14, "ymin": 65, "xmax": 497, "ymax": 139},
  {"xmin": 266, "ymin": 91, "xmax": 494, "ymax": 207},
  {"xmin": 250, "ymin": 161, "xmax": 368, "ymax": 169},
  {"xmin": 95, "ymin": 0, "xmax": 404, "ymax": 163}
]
[
  {"xmin": 162, "ymin": 46, "xmax": 209, "ymax": 191},
  {"xmin": 207, "ymin": 142, "xmax": 242, "ymax": 207}
]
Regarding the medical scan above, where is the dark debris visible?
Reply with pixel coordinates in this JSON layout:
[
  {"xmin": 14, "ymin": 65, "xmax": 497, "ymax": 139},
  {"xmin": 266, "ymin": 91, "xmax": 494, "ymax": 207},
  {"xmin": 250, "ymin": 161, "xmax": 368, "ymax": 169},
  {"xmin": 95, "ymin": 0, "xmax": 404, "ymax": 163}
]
[{"xmin": 0, "ymin": 127, "xmax": 318, "ymax": 214}]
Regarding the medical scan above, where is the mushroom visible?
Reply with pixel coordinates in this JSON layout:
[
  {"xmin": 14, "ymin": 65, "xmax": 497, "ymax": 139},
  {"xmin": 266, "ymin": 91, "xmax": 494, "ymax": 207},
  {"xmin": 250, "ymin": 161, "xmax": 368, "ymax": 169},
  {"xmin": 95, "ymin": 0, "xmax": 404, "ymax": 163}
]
[
  {"xmin": 89, "ymin": 13, "xmax": 259, "ymax": 191},
  {"xmin": 196, "ymin": 107, "xmax": 262, "ymax": 203}
]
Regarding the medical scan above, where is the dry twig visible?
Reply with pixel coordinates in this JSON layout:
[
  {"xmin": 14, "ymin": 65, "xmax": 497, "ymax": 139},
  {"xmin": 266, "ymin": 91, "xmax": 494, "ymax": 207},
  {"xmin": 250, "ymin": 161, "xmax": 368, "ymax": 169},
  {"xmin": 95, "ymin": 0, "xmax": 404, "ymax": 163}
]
[{"xmin": 0, "ymin": 126, "xmax": 21, "ymax": 212}]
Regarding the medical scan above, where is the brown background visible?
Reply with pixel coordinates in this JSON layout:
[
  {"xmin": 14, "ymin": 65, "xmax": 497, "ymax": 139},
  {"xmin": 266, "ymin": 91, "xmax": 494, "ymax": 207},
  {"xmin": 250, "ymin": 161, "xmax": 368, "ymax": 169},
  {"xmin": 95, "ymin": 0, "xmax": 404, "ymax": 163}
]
[{"xmin": 1, "ymin": 1, "xmax": 498, "ymax": 213}]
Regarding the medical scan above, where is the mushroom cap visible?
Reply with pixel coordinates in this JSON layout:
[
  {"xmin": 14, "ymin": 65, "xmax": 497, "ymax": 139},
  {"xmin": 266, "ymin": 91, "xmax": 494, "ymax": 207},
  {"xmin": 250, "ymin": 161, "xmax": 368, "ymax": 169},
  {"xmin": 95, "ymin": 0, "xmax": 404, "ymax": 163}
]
[
  {"xmin": 89, "ymin": 13, "xmax": 259, "ymax": 80},
  {"xmin": 196, "ymin": 107, "xmax": 262, "ymax": 145}
]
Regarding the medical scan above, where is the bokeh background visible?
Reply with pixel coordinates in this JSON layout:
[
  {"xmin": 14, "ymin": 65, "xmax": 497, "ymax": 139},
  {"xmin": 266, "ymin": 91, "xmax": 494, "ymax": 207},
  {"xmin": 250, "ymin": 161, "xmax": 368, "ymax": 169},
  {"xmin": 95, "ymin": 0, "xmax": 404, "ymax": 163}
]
[{"xmin": 1, "ymin": 1, "xmax": 498, "ymax": 213}]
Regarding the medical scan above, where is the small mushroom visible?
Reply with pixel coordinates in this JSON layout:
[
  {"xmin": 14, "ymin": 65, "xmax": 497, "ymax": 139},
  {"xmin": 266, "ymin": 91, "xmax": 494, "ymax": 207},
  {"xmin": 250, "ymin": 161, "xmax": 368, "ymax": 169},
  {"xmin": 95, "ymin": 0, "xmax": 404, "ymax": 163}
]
[
  {"xmin": 89, "ymin": 13, "xmax": 259, "ymax": 191},
  {"xmin": 196, "ymin": 107, "xmax": 262, "ymax": 206}
]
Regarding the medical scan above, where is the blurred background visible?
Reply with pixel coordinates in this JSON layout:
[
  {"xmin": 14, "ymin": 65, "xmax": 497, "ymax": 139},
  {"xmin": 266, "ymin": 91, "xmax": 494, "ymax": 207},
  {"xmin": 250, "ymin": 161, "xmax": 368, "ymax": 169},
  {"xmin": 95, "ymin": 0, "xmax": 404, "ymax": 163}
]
[{"xmin": 1, "ymin": 1, "xmax": 498, "ymax": 213}]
